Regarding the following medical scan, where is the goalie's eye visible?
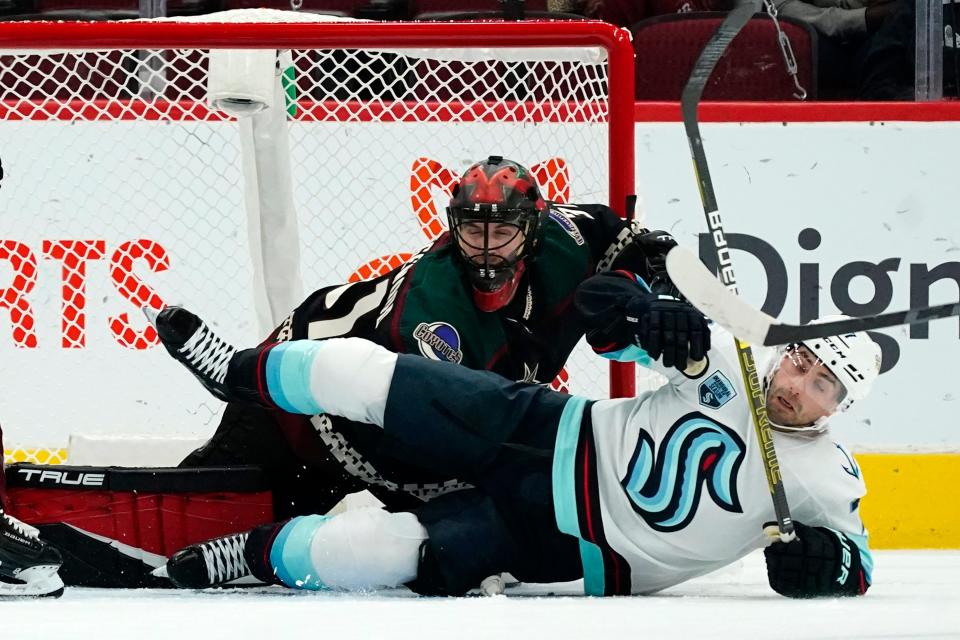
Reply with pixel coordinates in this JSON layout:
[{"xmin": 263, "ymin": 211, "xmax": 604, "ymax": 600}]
[{"xmin": 490, "ymin": 225, "xmax": 517, "ymax": 241}]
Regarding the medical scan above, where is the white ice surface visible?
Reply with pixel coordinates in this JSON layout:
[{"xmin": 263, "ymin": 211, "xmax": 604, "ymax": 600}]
[{"xmin": 3, "ymin": 550, "xmax": 958, "ymax": 640}]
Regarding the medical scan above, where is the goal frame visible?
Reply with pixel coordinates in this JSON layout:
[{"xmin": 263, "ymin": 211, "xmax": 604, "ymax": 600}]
[{"xmin": 0, "ymin": 18, "xmax": 637, "ymax": 402}]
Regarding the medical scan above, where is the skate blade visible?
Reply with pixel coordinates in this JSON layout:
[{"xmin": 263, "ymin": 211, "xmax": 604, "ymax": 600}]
[
  {"xmin": 142, "ymin": 306, "xmax": 161, "ymax": 326},
  {"xmin": 0, "ymin": 566, "xmax": 65, "ymax": 599}
]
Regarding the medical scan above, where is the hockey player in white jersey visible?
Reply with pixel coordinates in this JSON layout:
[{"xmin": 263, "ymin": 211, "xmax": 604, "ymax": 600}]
[{"xmin": 150, "ymin": 266, "xmax": 878, "ymax": 598}]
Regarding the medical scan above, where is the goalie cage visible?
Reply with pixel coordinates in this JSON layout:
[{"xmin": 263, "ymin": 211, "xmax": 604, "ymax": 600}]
[{"xmin": 0, "ymin": 12, "xmax": 642, "ymax": 466}]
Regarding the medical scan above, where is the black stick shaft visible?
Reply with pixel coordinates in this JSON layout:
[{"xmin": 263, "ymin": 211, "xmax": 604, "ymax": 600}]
[
  {"xmin": 766, "ymin": 301, "xmax": 960, "ymax": 345},
  {"xmin": 680, "ymin": 0, "xmax": 795, "ymax": 541}
]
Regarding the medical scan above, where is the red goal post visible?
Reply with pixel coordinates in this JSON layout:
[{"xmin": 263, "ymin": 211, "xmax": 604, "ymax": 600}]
[{"xmin": 0, "ymin": 15, "xmax": 637, "ymax": 464}]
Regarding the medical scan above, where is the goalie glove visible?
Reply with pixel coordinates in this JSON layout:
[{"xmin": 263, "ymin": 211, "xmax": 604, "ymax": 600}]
[
  {"xmin": 634, "ymin": 229, "xmax": 677, "ymax": 278},
  {"xmin": 764, "ymin": 521, "xmax": 869, "ymax": 598}
]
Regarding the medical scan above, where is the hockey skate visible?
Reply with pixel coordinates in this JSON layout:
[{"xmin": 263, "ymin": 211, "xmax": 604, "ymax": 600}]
[
  {"xmin": 156, "ymin": 521, "xmax": 284, "ymax": 589},
  {"xmin": 157, "ymin": 530, "xmax": 254, "ymax": 588},
  {"xmin": 0, "ymin": 510, "xmax": 64, "ymax": 598},
  {"xmin": 148, "ymin": 306, "xmax": 239, "ymax": 403}
]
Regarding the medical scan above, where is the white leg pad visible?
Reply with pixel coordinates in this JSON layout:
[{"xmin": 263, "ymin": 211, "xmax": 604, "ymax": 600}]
[{"xmin": 308, "ymin": 507, "xmax": 427, "ymax": 590}]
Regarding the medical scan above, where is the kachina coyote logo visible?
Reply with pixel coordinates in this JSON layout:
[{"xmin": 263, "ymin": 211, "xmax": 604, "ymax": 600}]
[
  {"xmin": 414, "ymin": 321, "xmax": 463, "ymax": 364},
  {"xmin": 621, "ymin": 412, "xmax": 745, "ymax": 532}
]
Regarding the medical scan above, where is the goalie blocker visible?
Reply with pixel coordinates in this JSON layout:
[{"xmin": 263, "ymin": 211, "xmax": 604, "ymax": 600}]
[{"xmin": 4, "ymin": 464, "xmax": 273, "ymax": 588}]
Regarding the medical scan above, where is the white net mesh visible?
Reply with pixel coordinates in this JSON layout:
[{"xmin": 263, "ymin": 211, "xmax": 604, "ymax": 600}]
[{"xmin": 0, "ymin": 17, "xmax": 640, "ymax": 461}]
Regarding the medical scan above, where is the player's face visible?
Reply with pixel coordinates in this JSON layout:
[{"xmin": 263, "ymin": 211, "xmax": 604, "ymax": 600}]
[
  {"xmin": 766, "ymin": 345, "xmax": 846, "ymax": 427},
  {"xmin": 456, "ymin": 221, "xmax": 526, "ymax": 266}
]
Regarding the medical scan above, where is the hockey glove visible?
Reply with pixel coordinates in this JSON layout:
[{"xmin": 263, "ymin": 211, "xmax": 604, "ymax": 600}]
[
  {"xmin": 764, "ymin": 521, "xmax": 868, "ymax": 598},
  {"xmin": 625, "ymin": 291, "xmax": 710, "ymax": 370},
  {"xmin": 634, "ymin": 229, "xmax": 677, "ymax": 277},
  {"xmin": 575, "ymin": 271, "xmax": 648, "ymax": 352}
]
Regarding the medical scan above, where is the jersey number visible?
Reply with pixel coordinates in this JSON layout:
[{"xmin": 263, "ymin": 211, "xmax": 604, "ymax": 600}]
[{"xmin": 621, "ymin": 412, "xmax": 745, "ymax": 532}]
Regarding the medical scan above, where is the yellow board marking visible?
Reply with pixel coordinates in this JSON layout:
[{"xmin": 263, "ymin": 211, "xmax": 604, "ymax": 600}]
[{"xmin": 857, "ymin": 453, "xmax": 960, "ymax": 549}]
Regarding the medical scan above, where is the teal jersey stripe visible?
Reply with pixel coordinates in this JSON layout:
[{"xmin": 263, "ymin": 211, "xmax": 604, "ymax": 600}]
[
  {"xmin": 552, "ymin": 396, "xmax": 609, "ymax": 595},
  {"xmin": 265, "ymin": 346, "xmax": 292, "ymax": 411},
  {"xmin": 632, "ymin": 274, "xmax": 651, "ymax": 293},
  {"xmin": 265, "ymin": 342, "xmax": 325, "ymax": 415},
  {"xmin": 598, "ymin": 344, "xmax": 652, "ymax": 366},
  {"xmin": 846, "ymin": 531, "xmax": 874, "ymax": 585},
  {"xmin": 552, "ymin": 396, "xmax": 588, "ymax": 537},
  {"xmin": 579, "ymin": 540, "xmax": 606, "ymax": 596},
  {"xmin": 270, "ymin": 514, "xmax": 331, "ymax": 590}
]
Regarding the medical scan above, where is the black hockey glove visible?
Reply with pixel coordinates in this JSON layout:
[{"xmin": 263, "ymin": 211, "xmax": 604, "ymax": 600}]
[
  {"xmin": 625, "ymin": 291, "xmax": 710, "ymax": 370},
  {"xmin": 764, "ymin": 521, "xmax": 868, "ymax": 598},
  {"xmin": 634, "ymin": 229, "xmax": 677, "ymax": 277}
]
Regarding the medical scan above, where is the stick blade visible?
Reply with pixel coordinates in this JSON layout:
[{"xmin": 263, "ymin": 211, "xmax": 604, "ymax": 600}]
[{"xmin": 665, "ymin": 246, "xmax": 774, "ymax": 345}]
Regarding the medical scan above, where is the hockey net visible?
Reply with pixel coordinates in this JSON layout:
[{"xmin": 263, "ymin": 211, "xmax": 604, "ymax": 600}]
[{"xmin": 0, "ymin": 13, "xmax": 639, "ymax": 464}]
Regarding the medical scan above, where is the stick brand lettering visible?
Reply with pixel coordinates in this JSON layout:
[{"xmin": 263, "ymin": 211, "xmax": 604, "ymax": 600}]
[
  {"xmin": 837, "ymin": 533, "xmax": 852, "ymax": 584},
  {"xmin": 706, "ymin": 209, "xmax": 738, "ymax": 291}
]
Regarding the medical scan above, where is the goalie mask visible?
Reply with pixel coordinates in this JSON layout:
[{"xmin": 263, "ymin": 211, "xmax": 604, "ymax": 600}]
[
  {"xmin": 446, "ymin": 156, "xmax": 548, "ymax": 312},
  {"xmin": 764, "ymin": 316, "xmax": 882, "ymax": 434}
]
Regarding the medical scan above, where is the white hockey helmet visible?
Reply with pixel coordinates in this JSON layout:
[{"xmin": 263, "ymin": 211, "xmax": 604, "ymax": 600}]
[
  {"xmin": 765, "ymin": 315, "xmax": 882, "ymax": 433},
  {"xmin": 797, "ymin": 316, "xmax": 883, "ymax": 414}
]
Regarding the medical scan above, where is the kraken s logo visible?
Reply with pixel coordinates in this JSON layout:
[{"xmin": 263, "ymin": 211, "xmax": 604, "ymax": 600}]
[{"xmin": 621, "ymin": 412, "xmax": 745, "ymax": 532}]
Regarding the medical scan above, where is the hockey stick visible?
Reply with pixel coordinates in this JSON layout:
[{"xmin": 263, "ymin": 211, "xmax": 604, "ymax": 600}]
[
  {"xmin": 666, "ymin": 245, "xmax": 960, "ymax": 346},
  {"xmin": 680, "ymin": 0, "xmax": 796, "ymax": 542}
]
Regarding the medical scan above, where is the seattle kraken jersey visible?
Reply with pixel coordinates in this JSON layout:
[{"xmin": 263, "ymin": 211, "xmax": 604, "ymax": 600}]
[{"xmin": 553, "ymin": 326, "xmax": 871, "ymax": 596}]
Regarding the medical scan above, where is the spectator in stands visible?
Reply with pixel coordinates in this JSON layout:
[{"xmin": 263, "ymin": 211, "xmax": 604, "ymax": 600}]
[
  {"xmin": 580, "ymin": 0, "xmax": 732, "ymax": 27},
  {"xmin": 774, "ymin": 0, "xmax": 897, "ymax": 40},
  {"xmin": 854, "ymin": 0, "xmax": 917, "ymax": 99},
  {"xmin": 771, "ymin": 0, "xmax": 901, "ymax": 99}
]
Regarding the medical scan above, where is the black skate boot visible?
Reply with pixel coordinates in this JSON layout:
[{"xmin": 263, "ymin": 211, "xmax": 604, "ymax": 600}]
[
  {"xmin": 0, "ymin": 510, "xmax": 64, "ymax": 598},
  {"xmin": 147, "ymin": 306, "xmax": 270, "ymax": 407},
  {"xmin": 157, "ymin": 522, "xmax": 285, "ymax": 589},
  {"xmin": 158, "ymin": 530, "xmax": 253, "ymax": 588}
]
